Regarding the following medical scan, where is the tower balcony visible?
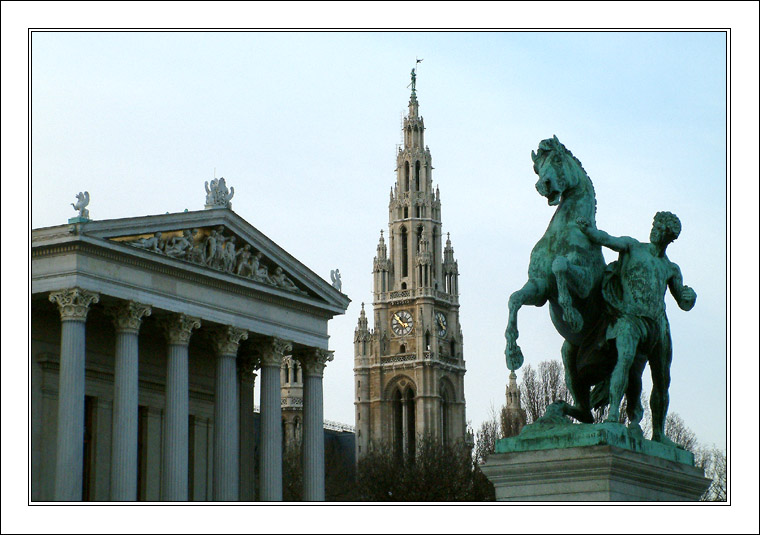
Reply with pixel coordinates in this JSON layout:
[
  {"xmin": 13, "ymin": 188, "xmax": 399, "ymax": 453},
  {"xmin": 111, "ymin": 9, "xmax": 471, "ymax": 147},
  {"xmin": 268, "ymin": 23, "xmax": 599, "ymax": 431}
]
[
  {"xmin": 379, "ymin": 351, "xmax": 464, "ymax": 369},
  {"xmin": 374, "ymin": 287, "xmax": 458, "ymax": 305}
]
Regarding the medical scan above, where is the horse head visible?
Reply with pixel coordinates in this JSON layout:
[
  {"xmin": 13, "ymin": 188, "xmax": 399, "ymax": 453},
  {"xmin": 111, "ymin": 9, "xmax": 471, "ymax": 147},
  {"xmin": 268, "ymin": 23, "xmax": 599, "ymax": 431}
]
[{"xmin": 531, "ymin": 135, "xmax": 587, "ymax": 207}]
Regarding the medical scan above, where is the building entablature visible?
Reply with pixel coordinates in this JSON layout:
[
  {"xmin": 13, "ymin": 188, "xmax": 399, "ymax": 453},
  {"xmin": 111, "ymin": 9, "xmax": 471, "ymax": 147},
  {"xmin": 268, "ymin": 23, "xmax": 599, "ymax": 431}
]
[{"xmin": 33, "ymin": 208, "xmax": 350, "ymax": 350}]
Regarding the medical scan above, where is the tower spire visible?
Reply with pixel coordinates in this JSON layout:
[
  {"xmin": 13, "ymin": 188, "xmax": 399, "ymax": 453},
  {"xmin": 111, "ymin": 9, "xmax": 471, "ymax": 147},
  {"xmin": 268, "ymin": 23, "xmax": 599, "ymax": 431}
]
[{"xmin": 355, "ymin": 69, "xmax": 466, "ymax": 460}]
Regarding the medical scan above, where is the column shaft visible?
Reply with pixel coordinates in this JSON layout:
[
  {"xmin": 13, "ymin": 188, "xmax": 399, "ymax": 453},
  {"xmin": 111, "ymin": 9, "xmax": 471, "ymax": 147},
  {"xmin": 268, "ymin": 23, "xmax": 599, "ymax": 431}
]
[
  {"xmin": 302, "ymin": 374, "xmax": 325, "ymax": 501},
  {"xmin": 54, "ymin": 320, "xmax": 87, "ymax": 501},
  {"xmin": 259, "ymin": 363, "xmax": 282, "ymax": 501},
  {"xmin": 163, "ymin": 343, "xmax": 189, "ymax": 501},
  {"xmin": 213, "ymin": 354, "xmax": 239, "ymax": 501},
  {"xmin": 110, "ymin": 330, "xmax": 139, "ymax": 500}
]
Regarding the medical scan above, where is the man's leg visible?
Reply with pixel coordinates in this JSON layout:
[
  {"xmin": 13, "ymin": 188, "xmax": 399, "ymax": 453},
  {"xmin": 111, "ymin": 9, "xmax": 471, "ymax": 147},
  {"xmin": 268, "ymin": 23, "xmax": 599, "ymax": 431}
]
[
  {"xmin": 605, "ymin": 318, "xmax": 640, "ymax": 423},
  {"xmin": 650, "ymin": 324, "xmax": 674, "ymax": 444},
  {"xmin": 625, "ymin": 355, "xmax": 647, "ymax": 434}
]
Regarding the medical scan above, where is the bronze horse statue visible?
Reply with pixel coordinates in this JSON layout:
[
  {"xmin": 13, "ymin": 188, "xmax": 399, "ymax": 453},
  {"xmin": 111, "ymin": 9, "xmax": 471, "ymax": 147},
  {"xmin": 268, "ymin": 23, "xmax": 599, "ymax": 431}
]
[{"xmin": 505, "ymin": 136, "xmax": 615, "ymax": 423}]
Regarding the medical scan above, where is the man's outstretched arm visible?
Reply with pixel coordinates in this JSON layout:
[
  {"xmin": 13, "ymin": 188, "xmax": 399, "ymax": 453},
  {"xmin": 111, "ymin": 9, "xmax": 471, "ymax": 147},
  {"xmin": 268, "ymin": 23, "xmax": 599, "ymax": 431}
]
[{"xmin": 576, "ymin": 218, "xmax": 631, "ymax": 252}]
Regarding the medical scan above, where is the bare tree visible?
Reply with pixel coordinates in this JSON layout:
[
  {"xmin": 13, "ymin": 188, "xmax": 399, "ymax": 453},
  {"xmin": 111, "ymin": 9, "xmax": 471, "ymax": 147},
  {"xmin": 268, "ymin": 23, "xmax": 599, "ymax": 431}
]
[
  {"xmin": 473, "ymin": 406, "xmax": 501, "ymax": 465},
  {"xmin": 693, "ymin": 444, "xmax": 727, "ymax": 502},
  {"xmin": 519, "ymin": 361, "xmax": 571, "ymax": 423},
  {"xmin": 664, "ymin": 412, "xmax": 699, "ymax": 452}
]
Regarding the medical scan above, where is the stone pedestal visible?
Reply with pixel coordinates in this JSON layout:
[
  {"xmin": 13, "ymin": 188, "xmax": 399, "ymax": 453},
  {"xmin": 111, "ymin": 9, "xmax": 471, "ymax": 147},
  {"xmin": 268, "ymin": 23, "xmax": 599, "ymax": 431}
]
[
  {"xmin": 482, "ymin": 420, "xmax": 710, "ymax": 501},
  {"xmin": 482, "ymin": 445, "xmax": 710, "ymax": 501}
]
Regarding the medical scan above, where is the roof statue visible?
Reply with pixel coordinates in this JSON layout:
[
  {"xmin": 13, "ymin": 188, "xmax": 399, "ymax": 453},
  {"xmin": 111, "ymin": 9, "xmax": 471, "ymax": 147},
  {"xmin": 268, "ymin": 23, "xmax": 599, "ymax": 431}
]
[
  {"xmin": 408, "ymin": 58, "xmax": 423, "ymax": 95},
  {"xmin": 330, "ymin": 269, "xmax": 342, "ymax": 292},
  {"xmin": 71, "ymin": 191, "xmax": 90, "ymax": 220},
  {"xmin": 205, "ymin": 177, "xmax": 235, "ymax": 209}
]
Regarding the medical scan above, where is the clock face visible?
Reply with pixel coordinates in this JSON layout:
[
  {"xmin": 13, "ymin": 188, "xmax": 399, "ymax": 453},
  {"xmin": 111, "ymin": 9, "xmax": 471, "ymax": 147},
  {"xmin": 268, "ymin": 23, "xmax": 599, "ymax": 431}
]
[
  {"xmin": 391, "ymin": 310, "xmax": 414, "ymax": 336},
  {"xmin": 435, "ymin": 312, "xmax": 448, "ymax": 337}
]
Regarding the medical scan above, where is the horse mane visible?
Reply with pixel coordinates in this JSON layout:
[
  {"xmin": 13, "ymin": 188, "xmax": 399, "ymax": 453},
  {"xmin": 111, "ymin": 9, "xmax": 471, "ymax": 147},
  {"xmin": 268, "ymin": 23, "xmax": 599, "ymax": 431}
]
[{"xmin": 532, "ymin": 136, "xmax": 588, "ymax": 175}]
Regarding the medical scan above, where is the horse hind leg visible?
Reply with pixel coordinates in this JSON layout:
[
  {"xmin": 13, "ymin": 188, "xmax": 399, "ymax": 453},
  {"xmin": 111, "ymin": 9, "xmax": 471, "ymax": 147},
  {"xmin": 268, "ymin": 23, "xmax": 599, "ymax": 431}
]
[
  {"xmin": 560, "ymin": 341, "xmax": 594, "ymax": 423},
  {"xmin": 552, "ymin": 256, "xmax": 584, "ymax": 333}
]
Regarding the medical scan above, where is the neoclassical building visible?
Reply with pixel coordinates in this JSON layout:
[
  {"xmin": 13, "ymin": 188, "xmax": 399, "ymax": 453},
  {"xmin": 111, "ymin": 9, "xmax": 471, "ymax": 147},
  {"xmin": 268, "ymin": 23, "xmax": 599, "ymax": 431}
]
[
  {"xmin": 354, "ymin": 74, "xmax": 467, "ymax": 459},
  {"xmin": 31, "ymin": 181, "xmax": 349, "ymax": 501}
]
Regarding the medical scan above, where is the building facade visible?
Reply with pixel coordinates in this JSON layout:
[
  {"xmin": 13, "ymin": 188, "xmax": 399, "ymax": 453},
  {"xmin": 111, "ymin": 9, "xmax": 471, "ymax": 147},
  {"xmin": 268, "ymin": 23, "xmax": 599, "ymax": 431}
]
[
  {"xmin": 354, "ymin": 77, "xmax": 467, "ymax": 459},
  {"xmin": 31, "ymin": 182, "xmax": 349, "ymax": 501}
]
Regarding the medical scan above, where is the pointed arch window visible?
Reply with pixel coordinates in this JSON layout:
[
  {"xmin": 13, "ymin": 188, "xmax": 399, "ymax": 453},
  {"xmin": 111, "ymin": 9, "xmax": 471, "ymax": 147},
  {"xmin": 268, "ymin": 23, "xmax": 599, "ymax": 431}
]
[
  {"xmin": 392, "ymin": 385, "xmax": 416, "ymax": 459},
  {"xmin": 401, "ymin": 226, "xmax": 408, "ymax": 277},
  {"xmin": 440, "ymin": 385, "xmax": 452, "ymax": 446}
]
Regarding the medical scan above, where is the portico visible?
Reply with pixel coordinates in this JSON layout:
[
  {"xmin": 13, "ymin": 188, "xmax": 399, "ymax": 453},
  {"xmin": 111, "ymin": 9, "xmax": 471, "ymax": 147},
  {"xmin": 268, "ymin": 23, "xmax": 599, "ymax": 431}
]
[{"xmin": 31, "ymin": 195, "xmax": 349, "ymax": 501}]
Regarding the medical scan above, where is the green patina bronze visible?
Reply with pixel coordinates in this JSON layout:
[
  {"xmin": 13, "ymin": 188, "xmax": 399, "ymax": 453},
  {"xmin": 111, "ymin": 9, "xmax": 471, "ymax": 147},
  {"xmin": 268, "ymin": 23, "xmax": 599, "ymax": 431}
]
[
  {"xmin": 503, "ymin": 137, "xmax": 697, "ymax": 463},
  {"xmin": 505, "ymin": 136, "xmax": 611, "ymax": 424},
  {"xmin": 494, "ymin": 402, "xmax": 695, "ymax": 465}
]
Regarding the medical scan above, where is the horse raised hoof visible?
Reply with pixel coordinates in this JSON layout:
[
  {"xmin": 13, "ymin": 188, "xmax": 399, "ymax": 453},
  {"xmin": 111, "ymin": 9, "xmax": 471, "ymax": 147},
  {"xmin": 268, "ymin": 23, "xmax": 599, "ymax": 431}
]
[{"xmin": 505, "ymin": 343, "xmax": 524, "ymax": 370}]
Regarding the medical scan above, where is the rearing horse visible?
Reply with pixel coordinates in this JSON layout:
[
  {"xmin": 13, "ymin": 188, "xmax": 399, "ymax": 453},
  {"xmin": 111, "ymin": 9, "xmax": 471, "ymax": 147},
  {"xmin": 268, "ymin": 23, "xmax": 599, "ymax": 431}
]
[{"xmin": 505, "ymin": 136, "xmax": 611, "ymax": 423}]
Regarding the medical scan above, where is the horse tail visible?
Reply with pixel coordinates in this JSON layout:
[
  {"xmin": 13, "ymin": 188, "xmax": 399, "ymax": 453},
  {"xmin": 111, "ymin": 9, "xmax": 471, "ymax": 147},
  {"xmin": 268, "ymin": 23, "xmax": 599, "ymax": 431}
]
[{"xmin": 590, "ymin": 378, "xmax": 609, "ymax": 410}]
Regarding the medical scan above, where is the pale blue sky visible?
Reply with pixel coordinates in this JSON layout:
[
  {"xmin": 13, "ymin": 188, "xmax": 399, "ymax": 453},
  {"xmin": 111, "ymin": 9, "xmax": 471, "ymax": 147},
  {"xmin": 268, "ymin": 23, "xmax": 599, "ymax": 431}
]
[{"xmin": 30, "ymin": 30, "xmax": 728, "ymax": 449}]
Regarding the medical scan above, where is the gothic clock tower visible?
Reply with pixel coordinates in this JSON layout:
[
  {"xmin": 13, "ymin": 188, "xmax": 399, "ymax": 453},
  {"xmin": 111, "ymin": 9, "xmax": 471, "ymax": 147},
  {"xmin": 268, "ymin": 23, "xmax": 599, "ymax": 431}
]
[{"xmin": 354, "ymin": 71, "xmax": 467, "ymax": 459}]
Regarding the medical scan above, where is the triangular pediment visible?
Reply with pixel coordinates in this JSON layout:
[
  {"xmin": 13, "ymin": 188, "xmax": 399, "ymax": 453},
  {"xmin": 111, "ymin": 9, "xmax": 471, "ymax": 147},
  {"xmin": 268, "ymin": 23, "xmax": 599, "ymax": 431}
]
[{"xmin": 49, "ymin": 208, "xmax": 349, "ymax": 311}]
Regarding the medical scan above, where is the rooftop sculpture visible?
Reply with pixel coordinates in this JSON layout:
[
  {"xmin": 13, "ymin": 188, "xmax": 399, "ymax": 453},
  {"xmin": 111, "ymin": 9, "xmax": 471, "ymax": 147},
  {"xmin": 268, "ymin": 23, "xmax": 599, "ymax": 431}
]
[
  {"xmin": 71, "ymin": 191, "xmax": 90, "ymax": 220},
  {"xmin": 205, "ymin": 177, "xmax": 235, "ymax": 209},
  {"xmin": 330, "ymin": 269, "xmax": 342, "ymax": 292}
]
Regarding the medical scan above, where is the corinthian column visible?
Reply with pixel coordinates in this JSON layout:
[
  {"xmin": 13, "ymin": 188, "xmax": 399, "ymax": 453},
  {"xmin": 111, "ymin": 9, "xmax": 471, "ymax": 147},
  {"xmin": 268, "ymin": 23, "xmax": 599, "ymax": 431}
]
[
  {"xmin": 259, "ymin": 337, "xmax": 292, "ymax": 501},
  {"xmin": 161, "ymin": 314, "xmax": 200, "ymax": 501},
  {"xmin": 49, "ymin": 288, "xmax": 100, "ymax": 501},
  {"xmin": 108, "ymin": 301, "xmax": 151, "ymax": 501},
  {"xmin": 211, "ymin": 326, "xmax": 248, "ymax": 501},
  {"xmin": 299, "ymin": 348, "xmax": 333, "ymax": 501}
]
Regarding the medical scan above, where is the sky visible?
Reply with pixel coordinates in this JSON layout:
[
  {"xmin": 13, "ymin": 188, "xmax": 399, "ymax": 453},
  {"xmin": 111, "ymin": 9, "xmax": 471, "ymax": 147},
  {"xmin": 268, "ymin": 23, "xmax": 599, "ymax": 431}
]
[
  {"xmin": 28, "ymin": 29, "xmax": 729, "ymax": 449},
  {"xmin": 4, "ymin": 2, "xmax": 758, "ymax": 532}
]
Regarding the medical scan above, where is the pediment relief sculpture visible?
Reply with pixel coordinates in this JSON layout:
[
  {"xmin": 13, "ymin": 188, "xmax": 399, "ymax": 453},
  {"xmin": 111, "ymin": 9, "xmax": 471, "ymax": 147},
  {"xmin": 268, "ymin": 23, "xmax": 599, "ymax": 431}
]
[{"xmin": 112, "ymin": 226, "xmax": 308, "ymax": 296}]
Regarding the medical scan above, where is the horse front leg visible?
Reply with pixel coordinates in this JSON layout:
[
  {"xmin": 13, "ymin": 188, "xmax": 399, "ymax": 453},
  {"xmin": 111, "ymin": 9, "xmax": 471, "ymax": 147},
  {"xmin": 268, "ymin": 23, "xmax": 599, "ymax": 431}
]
[{"xmin": 505, "ymin": 278, "xmax": 547, "ymax": 370}]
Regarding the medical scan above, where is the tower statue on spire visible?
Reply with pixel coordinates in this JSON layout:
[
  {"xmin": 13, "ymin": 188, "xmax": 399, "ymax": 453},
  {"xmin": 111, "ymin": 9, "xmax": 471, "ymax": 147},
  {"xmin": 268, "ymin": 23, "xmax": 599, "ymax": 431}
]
[{"xmin": 409, "ymin": 68, "xmax": 417, "ymax": 94}]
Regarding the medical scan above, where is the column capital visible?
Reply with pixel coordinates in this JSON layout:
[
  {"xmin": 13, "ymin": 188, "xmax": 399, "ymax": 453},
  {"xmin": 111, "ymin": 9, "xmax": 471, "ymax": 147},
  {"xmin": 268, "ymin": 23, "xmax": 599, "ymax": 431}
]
[
  {"xmin": 107, "ymin": 301, "xmax": 152, "ymax": 333},
  {"xmin": 260, "ymin": 337, "xmax": 292, "ymax": 368},
  {"xmin": 49, "ymin": 288, "xmax": 100, "ymax": 321},
  {"xmin": 298, "ymin": 348, "xmax": 334, "ymax": 378},
  {"xmin": 212, "ymin": 326, "xmax": 249, "ymax": 357},
  {"xmin": 161, "ymin": 314, "xmax": 201, "ymax": 346}
]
